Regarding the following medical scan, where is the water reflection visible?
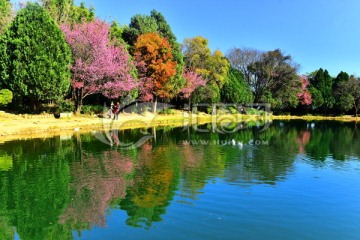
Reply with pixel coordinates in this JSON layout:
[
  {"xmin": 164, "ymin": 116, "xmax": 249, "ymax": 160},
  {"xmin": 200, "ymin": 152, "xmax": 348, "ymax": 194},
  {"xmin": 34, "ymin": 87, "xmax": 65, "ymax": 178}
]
[{"xmin": 0, "ymin": 121, "xmax": 359, "ymax": 239}]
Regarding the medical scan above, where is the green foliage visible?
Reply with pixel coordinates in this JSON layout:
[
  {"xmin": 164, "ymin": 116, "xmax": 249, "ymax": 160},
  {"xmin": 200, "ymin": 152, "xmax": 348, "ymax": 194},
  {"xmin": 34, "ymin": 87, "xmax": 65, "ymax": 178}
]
[
  {"xmin": 56, "ymin": 99, "xmax": 74, "ymax": 112},
  {"xmin": 109, "ymin": 20, "xmax": 128, "ymax": 47},
  {"xmin": 248, "ymin": 49, "xmax": 300, "ymax": 108},
  {"xmin": 192, "ymin": 84, "xmax": 220, "ymax": 104},
  {"xmin": 334, "ymin": 71, "xmax": 349, "ymax": 85},
  {"xmin": 81, "ymin": 105, "xmax": 104, "ymax": 115},
  {"xmin": 40, "ymin": 0, "xmax": 74, "ymax": 24},
  {"xmin": 182, "ymin": 36, "xmax": 212, "ymax": 70},
  {"xmin": 308, "ymin": 86, "xmax": 324, "ymax": 109},
  {"xmin": 335, "ymin": 76, "xmax": 360, "ymax": 115},
  {"xmin": 71, "ymin": 2, "xmax": 95, "ymax": 23},
  {"xmin": 309, "ymin": 68, "xmax": 334, "ymax": 110},
  {"xmin": 182, "ymin": 36, "xmax": 230, "ymax": 103},
  {"xmin": 221, "ymin": 68, "xmax": 254, "ymax": 104},
  {"xmin": 41, "ymin": 0, "xmax": 94, "ymax": 24},
  {"xmin": 122, "ymin": 14, "xmax": 158, "ymax": 47},
  {"xmin": 0, "ymin": 89, "xmax": 12, "ymax": 106},
  {"xmin": 0, "ymin": 0, "xmax": 12, "ymax": 34},
  {"xmin": 0, "ymin": 3, "xmax": 72, "ymax": 108}
]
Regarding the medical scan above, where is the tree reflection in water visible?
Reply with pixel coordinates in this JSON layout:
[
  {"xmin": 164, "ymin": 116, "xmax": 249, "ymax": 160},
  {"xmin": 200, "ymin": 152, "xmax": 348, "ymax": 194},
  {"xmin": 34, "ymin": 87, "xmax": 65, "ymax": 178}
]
[{"xmin": 0, "ymin": 120, "xmax": 359, "ymax": 238}]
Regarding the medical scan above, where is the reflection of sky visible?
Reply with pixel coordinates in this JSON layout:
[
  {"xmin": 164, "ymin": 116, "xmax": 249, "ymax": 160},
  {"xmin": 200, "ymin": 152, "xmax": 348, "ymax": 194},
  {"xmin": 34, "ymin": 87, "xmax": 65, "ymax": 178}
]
[{"xmin": 74, "ymin": 157, "xmax": 360, "ymax": 240}]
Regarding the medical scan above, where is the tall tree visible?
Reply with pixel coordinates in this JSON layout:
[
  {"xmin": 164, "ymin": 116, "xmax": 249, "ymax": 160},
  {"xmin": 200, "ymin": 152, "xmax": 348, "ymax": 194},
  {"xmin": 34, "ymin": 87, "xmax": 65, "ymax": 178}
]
[
  {"xmin": 122, "ymin": 14, "xmax": 158, "ymax": 47},
  {"xmin": 221, "ymin": 68, "xmax": 254, "ymax": 104},
  {"xmin": 0, "ymin": 2, "xmax": 72, "ymax": 111},
  {"xmin": 40, "ymin": 0, "xmax": 74, "ymax": 24},
  {"xmin": 123, "ymin": 10, "xmax": 185, "ymax": 98},
  {"xmin": 309, "ymin": 68, "xmax": 335, "ymax": 111},
  {"xmin": 133, "ymin": 32, "xmax": 176, "ymax": 112},
  {"xmin": 61, "ymin": 19, "xmax": 137, "ymax": 112},
  {"xmin": 226, "ymin": 47, "xmax": 262, "ymax": 88},
  {"xmin": 150, "ymin": 10, "xmax": 185, "ymax": 99},
  {"xmin": 333, "ymin": 71, "xmax": 350, "ymax": 112},
  {"xmin": 180, "ymin": 69, "xmax": 206, "ymax": 107},
  {"xmin": 41, "ymin": 0, "xmax": 94, "ymax": 24},
  {"xmin": 182, "ymin": 36, "xmax": 211, "ymax": 70},
  {"xmin": 247, "ymin": 49, "xmax": 300, "ymax": 108},
  {"xmin": 335, "ymin": 76, "xmax": 360, "ymax": 116},
  {"xmin": 70, "ymin": 2, "xmax": 95, "ymax": 23},
  {"xmin": 182, "ymin": 36, "xmax": 229, "ymax": 104},
  {"xmin": 297, "ymin": 76, "xmax": 312, "ymax": 106},
  {"xmin": 0, "ymin": 0, "xmax": 12, "ymax": 34},
  {"xmin": 334, "ymin": 71, "xmax": 350, "ymax": 85},
  {"xmin": 109, "ymin": 20, "xmax": 128, "ymax": 47}
]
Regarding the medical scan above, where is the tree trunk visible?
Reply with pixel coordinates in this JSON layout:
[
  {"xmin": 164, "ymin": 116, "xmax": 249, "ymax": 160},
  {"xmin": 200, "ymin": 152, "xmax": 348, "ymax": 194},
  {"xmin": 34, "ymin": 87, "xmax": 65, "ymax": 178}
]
[
  {"xmin": 75, "ymin": 88, "xmax": 83, "ymax": 114},
  {"xmin": 31, "ymin": 99, "xmax": 40, "ymax": 113},
  {"xmin": 188, "ymin": 98, "xmax": 191, "ymax": 112},
  {"xmin": 153, "ymin": 97, "xmax": 158, "ymax": 113}
]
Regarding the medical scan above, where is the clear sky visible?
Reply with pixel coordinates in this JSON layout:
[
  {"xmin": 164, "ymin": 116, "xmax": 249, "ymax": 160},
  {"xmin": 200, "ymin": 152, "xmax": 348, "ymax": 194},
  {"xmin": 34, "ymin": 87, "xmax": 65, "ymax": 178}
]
[{"xmin": 75, "ymin": 0, "xmax": 360, "ymax": 76}]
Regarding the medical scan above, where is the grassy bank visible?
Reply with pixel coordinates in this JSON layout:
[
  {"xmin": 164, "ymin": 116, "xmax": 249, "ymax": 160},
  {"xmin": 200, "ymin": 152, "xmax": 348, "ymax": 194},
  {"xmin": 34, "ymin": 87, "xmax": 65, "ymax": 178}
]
[{"xmin": 0, "ymin": 111, "xmax": 359, "ymax": 142}]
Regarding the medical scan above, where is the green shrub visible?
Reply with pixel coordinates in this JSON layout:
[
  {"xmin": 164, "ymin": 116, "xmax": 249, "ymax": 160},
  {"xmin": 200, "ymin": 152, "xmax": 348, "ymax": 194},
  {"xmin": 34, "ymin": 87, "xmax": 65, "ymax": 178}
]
[
  {"xmin": 0, "ymin": 89, "xmax": 13, "ymax": 106},
  {"xmin": 81, "ymin": 105, "xmax": 104, "ymax": 115},
  {"xmin": 57, "ymin": 99, "xmax": 75, "ymax": 113}
]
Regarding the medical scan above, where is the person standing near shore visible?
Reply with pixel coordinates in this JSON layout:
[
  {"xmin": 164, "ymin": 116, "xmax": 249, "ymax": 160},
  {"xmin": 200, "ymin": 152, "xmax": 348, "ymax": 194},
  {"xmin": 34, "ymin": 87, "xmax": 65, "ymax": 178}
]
[{"xmin": 113, "ymin": 102, "xmax": 120, "ymax": 120}]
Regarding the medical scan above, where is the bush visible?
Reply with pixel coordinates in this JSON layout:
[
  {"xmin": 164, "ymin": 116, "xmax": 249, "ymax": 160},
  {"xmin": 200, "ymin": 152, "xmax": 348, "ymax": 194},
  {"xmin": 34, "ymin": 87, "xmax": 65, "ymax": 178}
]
[
  {"xmin": 0, "ymin": 89, "xmax": 13, "ymax": 106},
  {"xmin": 57, "ymin": 99, "xmax": 75, "ymax": 113},
  {"xmin": 81, "ymin": 105, "xmax": 104, "ymax": 115}
]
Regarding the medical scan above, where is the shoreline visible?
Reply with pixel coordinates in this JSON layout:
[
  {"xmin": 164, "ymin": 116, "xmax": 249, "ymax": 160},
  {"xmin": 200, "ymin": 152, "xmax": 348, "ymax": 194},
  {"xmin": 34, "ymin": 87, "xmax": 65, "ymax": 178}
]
[{"xmin": 0, "ymin": 111, "xmax": 359, "ymax": 142}]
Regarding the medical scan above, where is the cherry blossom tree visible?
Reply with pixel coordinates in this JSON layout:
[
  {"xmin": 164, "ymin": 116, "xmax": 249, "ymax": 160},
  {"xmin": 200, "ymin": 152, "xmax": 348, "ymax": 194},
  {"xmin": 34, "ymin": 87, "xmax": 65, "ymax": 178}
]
[
  {"xmin": 297, "ymin": 76, "xmax": 312, "ymax": 106},
  {"xmin": 180, "ymin": 69, "xmax": 206, "ymax": 108},
  {"xmin": 61, "ymin": 19, "xmax": 137, "ymax": 112}
]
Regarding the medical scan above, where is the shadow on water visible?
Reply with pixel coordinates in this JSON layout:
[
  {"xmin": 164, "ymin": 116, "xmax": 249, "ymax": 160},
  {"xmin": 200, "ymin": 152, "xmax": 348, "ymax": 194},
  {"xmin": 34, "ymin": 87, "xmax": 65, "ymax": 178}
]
[{"xmin": 0, "ymin": 120, "xmax": 359, "ymax": 239}]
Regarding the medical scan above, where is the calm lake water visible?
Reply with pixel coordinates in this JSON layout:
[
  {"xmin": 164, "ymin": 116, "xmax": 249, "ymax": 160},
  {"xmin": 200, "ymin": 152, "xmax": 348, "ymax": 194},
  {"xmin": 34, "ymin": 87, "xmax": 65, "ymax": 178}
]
[{"xmin": 0, "ymin": 120, "xmax": 360, "ymax": 240}]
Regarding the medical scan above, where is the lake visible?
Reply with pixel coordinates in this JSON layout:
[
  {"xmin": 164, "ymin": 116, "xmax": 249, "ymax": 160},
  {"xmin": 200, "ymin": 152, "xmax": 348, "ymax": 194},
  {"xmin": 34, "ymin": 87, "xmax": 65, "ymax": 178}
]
[{"xmin": 0, "ymin": 120, "xmax": 359, "ymax": 240}]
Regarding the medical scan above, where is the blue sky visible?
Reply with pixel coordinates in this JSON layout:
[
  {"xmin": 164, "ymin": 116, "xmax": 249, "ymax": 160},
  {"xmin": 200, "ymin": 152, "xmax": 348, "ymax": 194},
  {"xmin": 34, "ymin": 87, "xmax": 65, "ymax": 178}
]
[{"xmin": 75, "ymin": 0, "xmax": 360, "ymax": 76}]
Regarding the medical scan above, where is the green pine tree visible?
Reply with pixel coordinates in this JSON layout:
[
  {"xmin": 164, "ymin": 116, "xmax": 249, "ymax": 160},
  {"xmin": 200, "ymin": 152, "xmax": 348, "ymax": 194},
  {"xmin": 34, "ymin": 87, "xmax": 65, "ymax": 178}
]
[{"xmin": 0, "ymin": 2, "xmax": 72, "ymax": 111}]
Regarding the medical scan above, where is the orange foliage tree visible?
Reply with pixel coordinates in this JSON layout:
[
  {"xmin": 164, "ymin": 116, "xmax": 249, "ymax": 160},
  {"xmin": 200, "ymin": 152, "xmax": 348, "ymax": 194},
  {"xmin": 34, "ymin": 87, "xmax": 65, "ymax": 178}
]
[{"xmin": 133, "ymin": 33, "xmax": 177, "ymax": 112}]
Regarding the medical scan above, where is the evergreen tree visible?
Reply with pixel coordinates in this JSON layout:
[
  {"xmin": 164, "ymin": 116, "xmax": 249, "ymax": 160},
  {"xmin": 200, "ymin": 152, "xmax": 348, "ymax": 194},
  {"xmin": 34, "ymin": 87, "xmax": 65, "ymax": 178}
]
[
  {"xmin": 0, "ymin": 0, "xmax": 12, "ymax": 34},
  {"xmin": 0, "ymin": 3, "xmax": 72, "ymax": 111},
  {"xmin": 122, "ymin": 14, "xmax": 158, "ymax": 47},
  {"xmin": 309, "ymin": 68, "xmax": 335, "ymax": 112},
  {"xmin": 334, "ymin": 71, "xmax": 349, "ymax": 85},
  {"xmin": 221, "ymin": 68, "xmax": 254, "ymax": 104}
]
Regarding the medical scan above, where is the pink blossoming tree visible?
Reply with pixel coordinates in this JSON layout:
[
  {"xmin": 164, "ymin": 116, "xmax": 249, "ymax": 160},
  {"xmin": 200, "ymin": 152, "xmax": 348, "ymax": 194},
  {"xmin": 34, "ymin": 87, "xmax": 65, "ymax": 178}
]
[
  {"xmin": 297, "ymin": 76, "xmax": 312, "ymax": 106},
  {"xmin": 180, "ymin": 69, "xmax": 206, "ymax": 108},
  {"xmin": 61, "ymin": 19, "xmax": 137, "ymax": 112}
]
